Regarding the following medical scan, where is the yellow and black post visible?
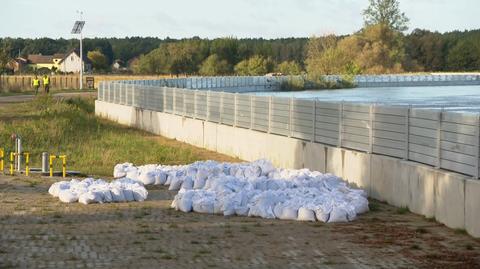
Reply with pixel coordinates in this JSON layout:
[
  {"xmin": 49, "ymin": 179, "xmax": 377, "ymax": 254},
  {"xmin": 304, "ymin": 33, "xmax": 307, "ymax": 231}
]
[
  {"xmin": 50, "ymin": 155, "xmax": 67, "ymax": 178},
  {"xmin": 0, "ymin": 148, "xmax": 4, "ymax": 173},
  {"xmin": 23, "ymin": 152, "xmax": 30, "ymax": 176},
  {"xmin": 49, "ymin": 155, "xmax": 56, "ymax": 177},
  {"xmin": 9, "ymin": 152, "xmax": 16, "ymax": 176}
]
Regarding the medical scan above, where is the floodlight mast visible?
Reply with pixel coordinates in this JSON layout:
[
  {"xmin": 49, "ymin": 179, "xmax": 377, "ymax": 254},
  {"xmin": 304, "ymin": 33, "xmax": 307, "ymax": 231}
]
[{"xmin": 72, "ymin": 11, "xmax": 85, "ymax": 89}]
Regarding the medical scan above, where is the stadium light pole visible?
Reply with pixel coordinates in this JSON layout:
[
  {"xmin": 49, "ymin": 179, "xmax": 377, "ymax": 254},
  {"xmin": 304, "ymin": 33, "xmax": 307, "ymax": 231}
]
[{"xmin": 72, "ymin": 11, "xmax": 85, "ymax": 89}]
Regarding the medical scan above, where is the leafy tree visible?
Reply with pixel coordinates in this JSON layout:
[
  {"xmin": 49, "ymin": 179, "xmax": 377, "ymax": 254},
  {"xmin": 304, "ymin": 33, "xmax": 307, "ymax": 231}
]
[
  {"xmin": 446, "ymin": 39, "xmax": 480, "ymax": 71},
  {"xmin": 234, "ymin": 55, "xmax": 272, "ymax": 76},
  {"xmin": 363, "ymin": 0, "xmax": 409, "ymax": 32},
  {"xmin": 87, "ymin": 50, "xmax": 109, "ymax": 71},
  {"xmin": 199, "ymin": 54, "xmax": 231, "ymax": 76},
  {"xmin": 305, "ymin": 35, "xmax": 349, "ymax": 75},
  {"xmin": 276, "ymin": 61, "xmax": 303, "ymax": 75},
  {"xmin": 0, "ymin": 40, "xmax": 12, "ymax": 74}
]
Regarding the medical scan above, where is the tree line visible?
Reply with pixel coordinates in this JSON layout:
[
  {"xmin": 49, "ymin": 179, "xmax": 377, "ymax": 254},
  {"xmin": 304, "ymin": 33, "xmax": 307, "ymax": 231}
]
[{"xmin": 0, "ymin": 0, "xmax": 479, "ymax": 75}]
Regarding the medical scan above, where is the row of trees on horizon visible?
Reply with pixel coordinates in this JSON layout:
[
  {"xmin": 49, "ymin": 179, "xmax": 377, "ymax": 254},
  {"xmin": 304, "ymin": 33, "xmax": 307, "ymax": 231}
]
[{"xmin": 1, "ymin": 0, "xmax": 479, "ymax": 76}]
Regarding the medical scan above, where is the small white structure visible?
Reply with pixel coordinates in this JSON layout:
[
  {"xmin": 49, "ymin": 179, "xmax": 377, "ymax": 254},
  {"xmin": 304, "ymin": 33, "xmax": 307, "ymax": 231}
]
[{"xmin": 58, "ymin": 51, "xmax": 83, "ymax": 73}]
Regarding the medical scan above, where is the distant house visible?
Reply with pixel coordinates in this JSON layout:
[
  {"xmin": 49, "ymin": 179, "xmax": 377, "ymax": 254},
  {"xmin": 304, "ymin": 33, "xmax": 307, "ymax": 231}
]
[
  {"xmin": 7, "ymin": 57, "xmax": 28, "ymax": 73},
  {"xmin": 27, "ymin": 54, "xmax": 56, "ymax": 70},
  {"xmin": 26, "ymin": 50, "xmax": 89, "ymax": 73},
  {"xmin": 58, "ymin": 50, "xmax": 83, "ymax": 73}
]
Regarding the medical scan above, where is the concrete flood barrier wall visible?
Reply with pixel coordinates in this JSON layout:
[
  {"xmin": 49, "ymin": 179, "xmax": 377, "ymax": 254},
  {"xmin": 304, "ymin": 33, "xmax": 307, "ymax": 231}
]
[{"xmin": 95, "ymin": 77, "xmax": 480, "ymax": 238}]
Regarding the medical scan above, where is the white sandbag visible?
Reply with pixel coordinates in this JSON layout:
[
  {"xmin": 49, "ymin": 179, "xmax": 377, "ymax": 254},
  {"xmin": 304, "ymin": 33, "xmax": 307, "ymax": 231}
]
[
  {"xmin": 102, "ymin": 190, "xmax": 113, "ymax": 203},
  {"xmin": 192, "ymin": 194, "xmax": 214, "ymax": 214},
  {"xmin": 193, "ymin": 176, "xmax": 206, "ymax": 189},
  {"xmin": 177, "ymin": 191, "xmax": 195, "ymax": 212},
  {"xmin": 139, "ymin": 171, "xmax": 156, "ymax": 185},
  {"xmin": 154, "ymin": 172, "xmax": 167, "ymax": 185},
  {"xmin": 58, "ymin": 190, "xmax": 78, "ymax": 203},
  {"xmin": 123, "ymin": 189, "xmax": 135, "ymax": 202},
  {"xmin": 328, "ymin": 207, "xmax": 348, "ymax": 223},
  {"xmin": 181, "ymin": 176, "xmax": 193, "ymax": 190},
  {"xmin": 278, "ymin": 206, "xmax": 298, "ymax": 220},
  {"xmin": 111, "ymin": 187, "xmax": 126, "ymax": 202},
  {"xmin": 169, "ymin": 177, "xmax": 184, "ymax": 191},
  {"xmin": 48, "ymin": 181, "xmax": 70, "ymax": 197},
  {"xmin": 132, "ymin": 187, "xmax": 148, "ymax": 202},
  {"xmin": 297, "ymin": 207, "xmax": 316, "ymax": 222},
  {"xmin": 315, "ymin": 208, "xmax": 330, "ymax": 223},
  {"xmin": 79, "ymin": 192, "xmax": 96, "ymax": 205}
]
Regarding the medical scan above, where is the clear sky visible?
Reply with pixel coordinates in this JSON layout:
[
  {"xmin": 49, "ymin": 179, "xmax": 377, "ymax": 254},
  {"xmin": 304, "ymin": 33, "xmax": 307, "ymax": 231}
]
[{"xmin": 1, "ymin": 0, "xmax": 479, "ymax": 39}]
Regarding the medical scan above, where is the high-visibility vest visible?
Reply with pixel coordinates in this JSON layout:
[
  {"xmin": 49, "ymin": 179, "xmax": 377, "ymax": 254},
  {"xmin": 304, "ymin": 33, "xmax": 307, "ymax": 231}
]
[
  {"xmin": 43, "ymin": 77, "xmax": 50, "ymax": 85},
  {"xmin": 33, "ymin": 79, "xmax": 40, "ymax": 86}
]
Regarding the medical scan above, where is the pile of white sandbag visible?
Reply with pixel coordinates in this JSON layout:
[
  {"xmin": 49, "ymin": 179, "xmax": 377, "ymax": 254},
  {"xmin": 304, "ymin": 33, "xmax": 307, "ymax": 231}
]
[
  {"xmin": 48, "ymin": 178, "xmax": 148, "ymax": 204},
  {"xmin": 114, "ymin": 160, "xmax": 369, "ymax": 222}
]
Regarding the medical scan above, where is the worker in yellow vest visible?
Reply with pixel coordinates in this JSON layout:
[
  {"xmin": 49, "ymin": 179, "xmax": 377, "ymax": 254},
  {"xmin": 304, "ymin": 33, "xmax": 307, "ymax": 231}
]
[
  {"xmin": 32, "ymin": 76, "xmax": 40, "ymax": 95},
  {"xmin": 43, "ymin": 75, "xmax": 50, "ymax": 94}
]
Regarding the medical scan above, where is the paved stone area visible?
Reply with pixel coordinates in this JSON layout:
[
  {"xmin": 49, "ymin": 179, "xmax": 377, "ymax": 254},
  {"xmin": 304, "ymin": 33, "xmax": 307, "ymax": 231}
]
[{"xmin": 1, "ymin": 175, "xmax": 479, "ymax": 269}]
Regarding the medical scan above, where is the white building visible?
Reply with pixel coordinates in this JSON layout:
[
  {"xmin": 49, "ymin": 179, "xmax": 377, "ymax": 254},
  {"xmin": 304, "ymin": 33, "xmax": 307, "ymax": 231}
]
[{"xmin": 58, "ymin": 51, "xmax": 84, "ymax": 73}]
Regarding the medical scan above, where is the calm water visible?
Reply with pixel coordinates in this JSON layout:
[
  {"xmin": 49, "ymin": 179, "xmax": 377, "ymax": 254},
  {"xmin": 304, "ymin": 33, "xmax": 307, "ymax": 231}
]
[{"xmin": 254, "ymin": 85, "xmax": 480, "ymax": 112}]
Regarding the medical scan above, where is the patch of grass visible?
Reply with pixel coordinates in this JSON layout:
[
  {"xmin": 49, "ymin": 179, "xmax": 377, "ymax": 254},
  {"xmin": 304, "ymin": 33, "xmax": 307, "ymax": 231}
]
[
  {"xmin": 0, "ymin": 95, "xmax": 239, "ymax": 177},
  {"xmin": 160, "ymin": 253, "xmax": 176, "ymax": 260},
  {"xmin": 454, "ymin": 229, "xmax": 468, "ymax": 235},
  {"xmin": 168, "ymin": 223, "xmax": 178, "ymax": 229},
  {"xmin": 396, "ymin": 207, "xmax": 409, "ymax": 215},
  {"xmin": 368, "ymin": 202, "xmax": 381, "ymax": 212}
]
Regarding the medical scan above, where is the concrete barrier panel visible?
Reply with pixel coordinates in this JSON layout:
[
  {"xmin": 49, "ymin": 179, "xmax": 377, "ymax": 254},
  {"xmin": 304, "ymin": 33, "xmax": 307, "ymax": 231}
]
[
  {"xmin": 343, "ymin": 150, "xmax": 371, "ymax": 194},
  {"xmin": 303, "ymin": 142, "xmax": 326, "ymax": 173},
  {"xmin": 178, "ymin": 117, "xmax": 204, "ymax": 148},
  {"xmin": 465, "ymin": 179, "xmax": 480, "ymax": 237},
  {"xmin": 266, "ymin": 135, "xmax": 304, "ymax": 169},
  {"xmin": 216, "ymin": 124, "xmax": 239, "ymax": 158},
  {"xmin": 326, "ymin": 147, "xmax": 344, "ymax": 177},
  {"xmin": 435, "ymin": 171, "xmax": 465, "ymax": 229},
  {"xmin": 203, "ymin": 122, "xmax": 217, "ymax": 151},
  {"xmin": 407, "ymin": 162, "xmax": 436, "ymax": 218}
]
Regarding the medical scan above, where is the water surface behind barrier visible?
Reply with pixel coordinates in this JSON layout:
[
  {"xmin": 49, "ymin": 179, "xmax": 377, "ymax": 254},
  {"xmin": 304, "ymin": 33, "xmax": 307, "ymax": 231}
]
[{"xmin": 254, "ymin": 85, "xmax": 480, "ymax": 112}]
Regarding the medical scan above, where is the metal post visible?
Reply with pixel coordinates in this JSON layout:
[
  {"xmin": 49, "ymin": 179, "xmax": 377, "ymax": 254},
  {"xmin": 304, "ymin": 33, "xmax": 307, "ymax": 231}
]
[
  {"xmin": 474, "ymin": 114, "xmax": 480, "ymax": 179},
  {"xmin": 436, "ymin": 109, "xmax": 443, "ymax": 169},
  {"xmin": 49, "ymin": 155, "xmax": 55, "ymax": 177},
  {"xmin": 250, "ymin": 95, "xmax": 254, "ymax": 129},
  {"xmin": 206, "ymin": 91, "xmax": 210, "ymax": 122},
  {"xmin": 289, "ymin": 98, "xmax": 293, "ymax": 137},
  {"xmin": 183, "ymin": 90, "xmax": 186, "ymax": 117},
  {"xmin": 268, "ymin": 96, "xmax": 272, "ymax": 134},
  {"xmin": 220, "ymin": 92, "xmax": 224, "ymax": 124},
  {"xmin": 42, "ymin": 152, "xmax": 49, "ymax": 173},
  {"xmin": 404, "ymin": 106, "xmax": 411, "ymax": 160},
  {"xmin": 24, "ymin": 152, "xmax": 29, "ymax": 176},
  {"xmin": 79, "ymin": 31, "xmax": 83, "ymax": 89},
  {"xmin": 234, "ymin": 93, "xmax": 238, "ymax": 127},
  {"xmin": 368, "ymin": 104, "xmax": 374, "ymax": 153},
  {"xmin": 338, "ymin": 102, "xmax": 344, "ymax": 147},
  {"xmin": 173, "ymin": 88, "xmax": 176, "ymax": 114},
  {"xmin": 193, "ymin": 90, "xmax": 197, "ymax": 119},
  {"xmin": 16, "ymin": 137, "xmax": 22, "ymax": 172},
  {"xmin": 311, "ymin": 100, "xmax": 316, "ymax": 142}
]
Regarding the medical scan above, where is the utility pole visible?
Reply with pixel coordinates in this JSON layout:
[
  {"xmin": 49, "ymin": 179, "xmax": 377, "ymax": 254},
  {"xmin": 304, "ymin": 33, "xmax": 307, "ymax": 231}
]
[{"xmin": 71, "ymin": 11, "xmax": 85, "ymax": 89}]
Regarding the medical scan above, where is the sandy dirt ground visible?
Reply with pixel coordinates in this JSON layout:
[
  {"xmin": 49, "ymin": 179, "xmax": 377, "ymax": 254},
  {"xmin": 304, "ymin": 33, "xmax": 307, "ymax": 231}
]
[{"xmin": 0, "ymin": 175, "xmax": 479, "ymax": 269}]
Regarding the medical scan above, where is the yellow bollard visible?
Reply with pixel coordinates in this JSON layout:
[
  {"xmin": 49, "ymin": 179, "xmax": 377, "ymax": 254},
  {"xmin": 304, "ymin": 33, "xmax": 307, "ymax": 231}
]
[
  {"xmin": 23, "ymin": 152, "xmax": 30, "ymax": 176},
  {"xmin": 50, "ymin": 155, "xmax": 67, "ymax": 178},
  {"xmin": 60, "ymin": 155, "xmax": 67, "ymax": 178},
  {"xmin": 49, "ymin": 155, "xmax": 56, "ymax": 177},
  {"xmin": 9, "ymin": 152, "xmax": 15, "ymax": 176},
  {"xmin": 0, "ymin": 148, "xmax": 4, "ymax": 173}
]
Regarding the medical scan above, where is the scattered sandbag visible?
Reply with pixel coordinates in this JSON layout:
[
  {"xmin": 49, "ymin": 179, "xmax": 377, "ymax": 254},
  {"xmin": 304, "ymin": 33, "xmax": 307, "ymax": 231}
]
[
  {"xmin": 49, "ymin": 178, "xmax": 148, "ymax": 204},
  {"xmin": 297, "ymin": 207, "xmax": 316, "ymax": 222},
  {"xmin": 58, "ymin": 190, "xmax": 78, "ymax": 203}
]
